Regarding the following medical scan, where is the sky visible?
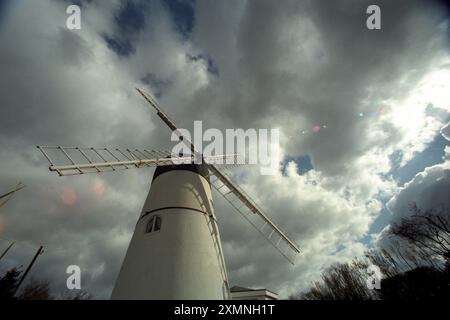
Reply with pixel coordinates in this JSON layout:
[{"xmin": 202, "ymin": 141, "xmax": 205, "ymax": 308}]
[{"xmin": 0, "ymin": 0, "xmax": 449, "ymax": 299}]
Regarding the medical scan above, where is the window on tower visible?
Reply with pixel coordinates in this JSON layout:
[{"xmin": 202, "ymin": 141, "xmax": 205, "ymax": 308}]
[
  {"xmin": 146, "ymin": 215, "xmax": 162, "ymax": 233},
  {"xmin": 154, "ymin": 216, "xmax": 162, "ymax": 231},
  {"xmin": 146, "ymin": 217, "xmax": 153, "ymax": 233}
]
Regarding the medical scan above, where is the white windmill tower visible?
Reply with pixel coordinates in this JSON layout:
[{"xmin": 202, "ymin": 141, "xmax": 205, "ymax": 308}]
[{"xmin": 37, "ymin": 88, "xmax": 300, "ymax": 300}]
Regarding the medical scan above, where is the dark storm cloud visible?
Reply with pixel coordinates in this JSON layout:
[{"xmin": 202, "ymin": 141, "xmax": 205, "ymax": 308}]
[{"xmin": 189, "ymin": 0, "xmax": 448, "ymax": 176}]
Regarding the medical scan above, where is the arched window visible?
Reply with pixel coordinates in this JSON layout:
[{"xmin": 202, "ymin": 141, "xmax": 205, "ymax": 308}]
[
  {"xmin": 154, "ymin": 216, "xmax": 161, "ymax": 231},
  {"xmin": 146, "ymin": 215, "xmax": 162, "ymax": 233}
]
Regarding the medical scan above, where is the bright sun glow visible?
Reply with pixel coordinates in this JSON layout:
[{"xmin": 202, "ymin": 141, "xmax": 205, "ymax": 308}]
[{"xmin": 390, "ymin": 65, "xmax": 450, "ymax": 132}]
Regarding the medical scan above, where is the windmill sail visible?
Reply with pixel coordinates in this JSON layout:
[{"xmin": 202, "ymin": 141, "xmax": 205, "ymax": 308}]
[
  {"xmin": 208, "ymin": 166, "xmax": 300, "ymax": 264},
  {"xmin": 37, "ymin": 146, "xmax": 237, "ymax": 176},
  {"xmin": 136, "ymin": 88, "xmax": 300, "ymax": 264}
]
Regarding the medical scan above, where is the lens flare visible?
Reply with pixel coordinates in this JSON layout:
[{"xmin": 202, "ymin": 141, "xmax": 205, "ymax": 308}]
[
  {"xmin": 61, "ymin": 187, "xmax": 77, "ymax": 206},
  {"xmin": 312, "ymin": 125, "xmax": 321, "ymax": 133},
  {"xmin": 94, "ymin": 179, "xmax": 105, "ymax": 197}
]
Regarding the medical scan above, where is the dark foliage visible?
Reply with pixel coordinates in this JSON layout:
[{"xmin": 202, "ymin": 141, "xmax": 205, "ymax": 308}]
[
  {"xmin": 296, "ymin": 205, "xmax": 450, "ymax": 300},
  {"xmin": 296, "ymin": 259, "xmax": 379, "ymax": 300},
  {"xmin": 380, "ymin": 266, "xmax": 450, "ymax": 300},
  {"xmin": 0, "ymin": 267, "xmax": 91, "ymax": 300},
  {"xmin": 0, "ymin": 267, "xmax": 21, "ymax": 299},
  {"xmin": 19, "ymin": 280, "xmax": 53, "ymax": 300}
]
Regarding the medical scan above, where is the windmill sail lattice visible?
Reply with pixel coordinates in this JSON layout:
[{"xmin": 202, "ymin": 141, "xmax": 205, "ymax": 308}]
[
  {"xmin": 136, "ymin": 88, "xmax": 301, "ymax": 264},
  {"xmin": 208, "ymin": 167, "xmax": 300, "ymax": 264},
  {"xmin": 37, "ymin": 146, "xmax": 237, "ymax": 176}
]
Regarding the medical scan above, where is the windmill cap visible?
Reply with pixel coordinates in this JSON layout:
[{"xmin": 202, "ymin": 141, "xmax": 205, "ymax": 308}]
[{"xmin": 152, "ymin": 158, "xmax": 209, "ymax": 183}]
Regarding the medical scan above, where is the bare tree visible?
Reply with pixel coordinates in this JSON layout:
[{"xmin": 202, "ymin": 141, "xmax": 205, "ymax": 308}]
[
  {"xmin": 389, "ymin": 204, "xmax": 450, "ymax": 266},
  {"xmin": 61, "ymin": 290, "xmax": 93, "ymax": 300},
  {"xmin": 18, "ymin": 280, "xmax": 53, "ymax": 300},
  {"xmin": 297, "ymin": 259, "xmax": 379, "ymax": 300},
  {"xmin": 0, "ymin": 267, "xmax": 93, "ymax": 300},
  {"xmin": 0, "ymin": 267, "xmax": 21, "ymax": 299}
]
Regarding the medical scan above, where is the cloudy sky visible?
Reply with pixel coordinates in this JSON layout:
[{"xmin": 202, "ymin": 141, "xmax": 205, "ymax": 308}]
[{"xmin": 0, "ymin": 0, "xmax": 449, "ymax": 299}]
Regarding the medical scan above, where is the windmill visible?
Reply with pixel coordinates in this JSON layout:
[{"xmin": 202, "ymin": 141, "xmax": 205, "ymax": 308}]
[{"xmin": 37, "ymin": 88, "xmax": 300, "ymax": 299}]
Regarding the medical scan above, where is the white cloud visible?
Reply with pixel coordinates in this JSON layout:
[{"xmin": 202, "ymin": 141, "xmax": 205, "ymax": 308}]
[
  {"xmin": 376, "ymin": 146, "xmax": 449, "ymax": 256},
  {"xmin": 387, "ymin": 160, "xmax": 450, "ymax": 222}
]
